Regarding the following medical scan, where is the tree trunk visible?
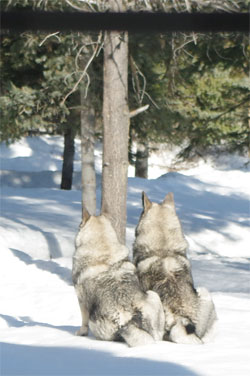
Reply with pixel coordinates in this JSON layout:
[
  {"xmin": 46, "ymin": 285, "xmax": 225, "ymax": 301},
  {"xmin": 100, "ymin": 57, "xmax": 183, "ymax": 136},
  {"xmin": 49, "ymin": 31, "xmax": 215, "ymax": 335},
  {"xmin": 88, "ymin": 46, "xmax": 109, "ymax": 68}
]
[
  {"xmin": 80, "ymin": 87, "xmax": 96, "ymax": 216},
  {"xmin": 101, "ymin": 1, "xmax": 129, "ymax": 244},
  {"xmin": 135, "ymin": 142, "xmax": 149, "ymax": 179},
  {"xmin": 60, "ymin": 125, "xmax": 75, "ymax": 190}
]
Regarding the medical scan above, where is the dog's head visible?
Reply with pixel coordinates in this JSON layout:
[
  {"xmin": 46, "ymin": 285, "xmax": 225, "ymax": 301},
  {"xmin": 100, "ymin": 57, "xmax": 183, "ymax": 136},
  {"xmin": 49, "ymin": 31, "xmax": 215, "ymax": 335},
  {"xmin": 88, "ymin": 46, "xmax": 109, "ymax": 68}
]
[
  {"xmin": 75, "ymin": 208, "xmax": 128, "ymax": 262},
  {"xmin": 135, "ymin": 192, "xmax": 188, "ymax": 256},
  {"xmin": 77, "ymin": 209, "xmax": 117, "ymax": 244}
]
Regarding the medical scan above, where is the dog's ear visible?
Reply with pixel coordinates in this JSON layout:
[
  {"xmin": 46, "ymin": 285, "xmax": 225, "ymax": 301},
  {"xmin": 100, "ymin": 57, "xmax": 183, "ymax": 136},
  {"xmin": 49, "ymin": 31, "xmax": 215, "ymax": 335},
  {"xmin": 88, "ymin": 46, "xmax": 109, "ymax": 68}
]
[
  {"xmin": 142, "ymin": 191, "xmax": 152, "ymax": 212},
  {"xmin": 80, "ymin": 206, "xmax": 91, "ymax": 227},
  {"xmin": 162, "ymin": 192, "xmax": 175, "ymax": 209}
]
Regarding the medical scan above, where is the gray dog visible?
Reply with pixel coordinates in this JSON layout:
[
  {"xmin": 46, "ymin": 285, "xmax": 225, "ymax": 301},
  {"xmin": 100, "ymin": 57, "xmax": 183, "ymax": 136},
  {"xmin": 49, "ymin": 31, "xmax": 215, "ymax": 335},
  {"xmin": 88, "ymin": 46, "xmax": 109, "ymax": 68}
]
[
  {"xmin": 133, "ymin": 192, "xmax": 217, "ymax": 344},
  {"xmin": 72, "ymin": 209, "xmax": 165, "ymax": 347}
]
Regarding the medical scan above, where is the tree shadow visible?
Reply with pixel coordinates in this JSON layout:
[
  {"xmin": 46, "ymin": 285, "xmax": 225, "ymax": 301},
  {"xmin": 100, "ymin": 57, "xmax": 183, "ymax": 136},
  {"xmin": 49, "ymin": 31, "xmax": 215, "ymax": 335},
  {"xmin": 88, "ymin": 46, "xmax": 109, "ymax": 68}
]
[
  {"xmin": 5, "ymin": 213, "xmax": 64, "ymax": 258},
  {"xmin": 190, "ymin": 257, "xmax": 250, "ymax": 294},
  {"xmin": 9, "ymin": 248, "xmax": 72, "ymax": 285},
  {"xmin": 127, "ymin": 173, "xmax": 250, "ymax": 237},
  {"xmin": 0, "ymin": 170, "xmax": 102, "ymax": 190},
  {"xmin": 1, "ymin": 170, "xmax": 249, "ymax": 264},
  {"xmin": 0, "ymin": 314, "xmax": 77, "ymax": 334},
  {"xmin": 1, "ymin": 341, "xmax": 199, "ymax": 376},
  {"xmin": 0, "ymin": 170, "xmax": 62, "ymax": 189},
  {"xmin": 220, "ymin": 258, "xmax": 250, "ymax": 272},
  {"xmin": 1, "ymin": 186, "xmax": 81, "ymax": 225},
  {"xmin": 1, "ymin": 187, "xmax": 82, "ymax": 258}
]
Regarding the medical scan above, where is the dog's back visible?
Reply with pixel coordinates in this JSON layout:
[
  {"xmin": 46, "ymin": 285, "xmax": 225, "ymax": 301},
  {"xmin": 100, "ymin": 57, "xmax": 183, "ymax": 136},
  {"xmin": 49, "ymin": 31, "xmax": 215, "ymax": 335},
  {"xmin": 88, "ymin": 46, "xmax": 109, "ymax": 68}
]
[
  {"xmin": 73, "ymin": 211, "xmax": 164, "ymax": 346},
  {"xmin": 133, "ymin": 192, "xmax": 216, "ymax": 344}
]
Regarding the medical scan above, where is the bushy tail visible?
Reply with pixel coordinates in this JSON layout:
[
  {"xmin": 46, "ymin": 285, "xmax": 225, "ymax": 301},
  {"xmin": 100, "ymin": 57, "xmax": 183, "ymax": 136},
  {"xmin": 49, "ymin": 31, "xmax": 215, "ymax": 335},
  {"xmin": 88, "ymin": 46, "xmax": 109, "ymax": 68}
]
[
  {"xmin": 195, "ymin": 287, "xmax": 217, "ymax": 341},
  {"xmin": 143, "ymin": 290, "xmax": 165, "ymax": 341},
  {"xmin": 120, "ymin": 323, "xmax": 155, "ymax": 347},
  {"xmin": 119, "ymin": 290, "xmax": 164, "ymax": 346}
]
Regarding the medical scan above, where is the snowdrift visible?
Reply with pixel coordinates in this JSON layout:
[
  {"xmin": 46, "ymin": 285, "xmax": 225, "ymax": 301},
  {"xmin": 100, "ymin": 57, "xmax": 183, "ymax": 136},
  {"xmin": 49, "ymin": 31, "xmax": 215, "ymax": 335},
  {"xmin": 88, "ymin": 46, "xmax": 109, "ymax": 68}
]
[{"xmin": 1, "ymin": 136, "xmax": 249, "ymax": 376}]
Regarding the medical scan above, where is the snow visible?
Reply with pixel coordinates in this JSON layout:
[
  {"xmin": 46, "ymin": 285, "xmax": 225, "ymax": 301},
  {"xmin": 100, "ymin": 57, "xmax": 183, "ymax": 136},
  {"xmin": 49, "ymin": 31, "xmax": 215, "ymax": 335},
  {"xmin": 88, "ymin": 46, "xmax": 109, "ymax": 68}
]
[{"xmin": 1, "ymin": 135, "xmax": 250, "ymax": 376}]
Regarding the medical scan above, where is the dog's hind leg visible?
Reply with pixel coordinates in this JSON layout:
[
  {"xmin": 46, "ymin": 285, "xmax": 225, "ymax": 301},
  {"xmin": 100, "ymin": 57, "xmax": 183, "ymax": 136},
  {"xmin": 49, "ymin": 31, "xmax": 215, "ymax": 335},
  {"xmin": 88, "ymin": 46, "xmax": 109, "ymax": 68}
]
[{"xmin": 119, "ymin": 323, "xmax": 155, "ymax": 347}]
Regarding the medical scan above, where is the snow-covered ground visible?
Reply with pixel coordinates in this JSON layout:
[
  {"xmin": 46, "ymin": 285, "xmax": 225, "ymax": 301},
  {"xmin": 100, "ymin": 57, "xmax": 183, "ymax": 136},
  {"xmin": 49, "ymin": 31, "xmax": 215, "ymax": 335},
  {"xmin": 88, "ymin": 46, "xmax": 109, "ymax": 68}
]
[{"xmin": 0, "ymin": 135, "xmax": 250, "ymax": 376}]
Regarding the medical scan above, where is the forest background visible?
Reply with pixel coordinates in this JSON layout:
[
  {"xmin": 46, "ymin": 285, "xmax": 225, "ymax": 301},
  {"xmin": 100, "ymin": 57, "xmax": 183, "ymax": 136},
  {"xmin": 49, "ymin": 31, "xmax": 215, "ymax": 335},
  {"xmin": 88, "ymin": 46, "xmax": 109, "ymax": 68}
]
[{"xmin": 1, "ymin": 0, "xmax": 249, "ymax": 242}]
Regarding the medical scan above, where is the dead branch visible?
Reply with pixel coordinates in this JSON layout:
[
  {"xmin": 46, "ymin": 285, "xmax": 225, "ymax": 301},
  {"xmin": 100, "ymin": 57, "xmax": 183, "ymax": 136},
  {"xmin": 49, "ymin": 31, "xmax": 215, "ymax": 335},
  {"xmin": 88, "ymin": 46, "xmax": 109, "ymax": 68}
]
[
  {"xmin": 130, "ymin": 55, "xmax": 147, "ymax": 105},
  {"xmin": 129, "ymin": 104, "xmax": 149, "ymax": 118},
  {"xmin": 39, "ymin": 32, "xmax": 60, "ymax": 46},
  {"xmin": 61, "ymin": 32, "xmax": 103, "ymax": 106}
]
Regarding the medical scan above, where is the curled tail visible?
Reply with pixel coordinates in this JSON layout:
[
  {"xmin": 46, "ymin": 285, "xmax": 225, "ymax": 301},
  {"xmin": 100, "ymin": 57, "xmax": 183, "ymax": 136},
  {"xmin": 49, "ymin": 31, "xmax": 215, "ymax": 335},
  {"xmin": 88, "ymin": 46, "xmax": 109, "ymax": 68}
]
[
  {"xmin": 195, "ymin": 287, "xmax": 217, "ymax": 341},
  {"xmin": 119, "ymin": 290, "xmax": 164, "ymax": 347}
]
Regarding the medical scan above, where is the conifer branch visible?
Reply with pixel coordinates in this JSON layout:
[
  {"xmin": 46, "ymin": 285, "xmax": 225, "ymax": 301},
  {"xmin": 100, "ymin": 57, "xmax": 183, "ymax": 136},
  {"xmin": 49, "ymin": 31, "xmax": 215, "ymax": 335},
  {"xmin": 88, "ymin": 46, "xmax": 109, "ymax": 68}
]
[{"xmin": 208, "ymin": 95, "xmax": 250, "ymax": 124}]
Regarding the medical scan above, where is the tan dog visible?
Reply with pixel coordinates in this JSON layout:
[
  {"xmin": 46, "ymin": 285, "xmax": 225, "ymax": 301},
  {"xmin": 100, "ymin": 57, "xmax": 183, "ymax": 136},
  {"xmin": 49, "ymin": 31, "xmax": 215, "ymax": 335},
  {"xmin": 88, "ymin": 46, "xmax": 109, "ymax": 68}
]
[
  {"xmin": 72, "ymin": 209, "xmax": 165, "ymax": 347},
  {"xmin": 133, "ymin": 192, "xmax": 217, "ymax": 344}
]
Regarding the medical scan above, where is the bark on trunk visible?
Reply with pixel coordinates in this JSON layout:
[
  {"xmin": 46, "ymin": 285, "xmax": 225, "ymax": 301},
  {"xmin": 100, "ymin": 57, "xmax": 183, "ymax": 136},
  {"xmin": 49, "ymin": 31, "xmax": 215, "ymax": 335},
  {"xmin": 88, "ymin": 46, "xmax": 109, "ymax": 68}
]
[
  {"xmin": 80, "ymin": 89, "xmax": 96, "ymax": 216},
  {"xmin": 101, "ymin": 1, "xmax": 129, "ymax": 244},
  {"xmin": 60, "ymin": 125, "xmax": 75, "ymax": 190},
  {"xmin": 135, "ymin": 142, "xmax": 149, "ymax": 179}
]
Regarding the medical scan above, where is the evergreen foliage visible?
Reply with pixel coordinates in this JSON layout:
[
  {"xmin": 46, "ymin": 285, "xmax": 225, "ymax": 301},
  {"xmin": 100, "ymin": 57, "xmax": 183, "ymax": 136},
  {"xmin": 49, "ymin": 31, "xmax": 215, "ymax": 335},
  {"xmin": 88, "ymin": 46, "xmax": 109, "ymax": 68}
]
[
  {"xmin": 129, "ymin": 31, "xmax": 249, "ymax": 158},
  {"xmin": 0, "ymin": 0, "xmax": 102, "ymax": 143},
  {"xmin": 1, "ymin": 0, "xmax": 249, "ymax": 157}
]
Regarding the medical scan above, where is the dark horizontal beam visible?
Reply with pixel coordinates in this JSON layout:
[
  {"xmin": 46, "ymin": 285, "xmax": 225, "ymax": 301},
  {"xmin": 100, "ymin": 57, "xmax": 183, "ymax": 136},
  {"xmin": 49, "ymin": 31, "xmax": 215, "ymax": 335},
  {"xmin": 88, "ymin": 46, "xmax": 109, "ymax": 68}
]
[{"xmin": 1, "ymin": 11, "xmax": 249, "ymax": 33}]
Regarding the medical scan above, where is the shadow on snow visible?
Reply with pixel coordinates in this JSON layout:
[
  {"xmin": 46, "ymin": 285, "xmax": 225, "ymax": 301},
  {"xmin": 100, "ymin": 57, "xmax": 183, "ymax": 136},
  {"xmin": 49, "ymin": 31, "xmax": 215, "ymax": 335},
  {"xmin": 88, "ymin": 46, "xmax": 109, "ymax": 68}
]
[
  {"xmin": 1, "ymin": 341, "xmax": 199, "ymax": 376},
  {"xmin": 9, "ymin": 248, "xmax": 72, "ymax": 285},
  {"xmin": 127, "ymin": 173, "xmax": 249, "ymax": 236}
]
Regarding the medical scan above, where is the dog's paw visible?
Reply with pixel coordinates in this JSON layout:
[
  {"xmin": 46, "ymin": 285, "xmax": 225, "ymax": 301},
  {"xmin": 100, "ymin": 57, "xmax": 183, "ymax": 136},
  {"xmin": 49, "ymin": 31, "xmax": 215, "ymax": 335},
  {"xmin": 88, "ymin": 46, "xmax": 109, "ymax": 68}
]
[
  {"xmin": 75, "ymin": 326, "xmax": 88, "ymax": 336},
  {"xmin": 172, "ymin": 333, "xmax": 202, "ymax": 345},
  {"xmin": 185, "ymin": 334, "xmax": 203, "ymax": 345},
  {"xmin": 169, "ymin": 323, "xmax": 203, "ymax": 345}
]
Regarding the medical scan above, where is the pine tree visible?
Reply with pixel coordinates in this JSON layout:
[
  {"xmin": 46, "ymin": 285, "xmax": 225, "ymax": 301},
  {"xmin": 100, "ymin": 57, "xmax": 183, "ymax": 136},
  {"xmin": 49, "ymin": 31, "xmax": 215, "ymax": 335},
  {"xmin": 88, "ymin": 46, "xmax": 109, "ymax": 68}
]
[{"xmin": 128, "ymin": 29, "xmax": 249, "ymax": 164}]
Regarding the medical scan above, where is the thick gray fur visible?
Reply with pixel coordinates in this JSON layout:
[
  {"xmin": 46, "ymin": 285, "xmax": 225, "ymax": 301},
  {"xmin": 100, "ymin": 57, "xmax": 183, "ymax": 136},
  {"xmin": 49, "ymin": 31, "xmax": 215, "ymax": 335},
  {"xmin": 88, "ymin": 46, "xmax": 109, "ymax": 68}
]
[
  {"xmin": 133, "ymin": 192, "xmax": 217, "ymax": 344},
  {"xmin": 72, "ymin": 211, "xmax": 165, "ymax": 347}
]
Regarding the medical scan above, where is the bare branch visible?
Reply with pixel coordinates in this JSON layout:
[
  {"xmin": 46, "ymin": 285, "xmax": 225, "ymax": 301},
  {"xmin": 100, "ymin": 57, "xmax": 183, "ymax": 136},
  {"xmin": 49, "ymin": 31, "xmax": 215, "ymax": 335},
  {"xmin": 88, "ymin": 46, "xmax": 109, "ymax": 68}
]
[
  {"xmin": 75, "ymin": 36, "xmax": 103, "ymax": 70},
  {"xmin": 129, "ymin": 104, "xmax": 149, "ymax": 118},
  {"xmin": 130, "ymin": 55, "xmax": 141, "ymax": 104},
  {"xmin": 78, "ymin": 0, "xmax": 97, "ymax": 12},
  {"xmin": 61, "ymin": 32, "xmax": 103, "ymax": 106},
  {"xmin": 65, "ymin": 0, "xmax": 85, "ymax": 11},
  {"xmin": 83, "ymin": 71, "xmax": 91, "ymax": 98},
  {"xmin": 64, "ymin": 71, "xmax": 78, "ymax": 85},
  {"xmin": 208, "ymin": 95, "xmax": 250, "ymax": 124},
  {"xmin": 75, "ymin": 44, "xmax": 88, "ymax": 70},
  {"xmin": 172, "ymin": 36, "xmax": 196, "ymax": 58},
  {"xmin": 184, "ymin": 0, "xmax": 191, "ymax": 12},
  {"xmin": 130, "ymin": 55, "xmax": 147, "ymax": 105},
  {"xmin": 39, "ymin": 32, "xmax": 60, "ymax": 46},
  {"xmin": 143, "ymin": 92, "xmax": 160, "ymax": 110}
]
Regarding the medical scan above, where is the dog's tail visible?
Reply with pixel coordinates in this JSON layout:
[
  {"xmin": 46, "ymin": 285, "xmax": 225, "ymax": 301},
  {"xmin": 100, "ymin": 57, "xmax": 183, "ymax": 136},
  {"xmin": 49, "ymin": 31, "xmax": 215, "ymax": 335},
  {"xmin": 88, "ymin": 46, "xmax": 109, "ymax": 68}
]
[
  {"xmin": 195, "ymin": 287, "xmax": 217, "ymax": 341},
  {"xmin": 119, "ymin": 322, "xmax": 155, "ymax": 347},
  {"xmin": 119, "ymin": 290, "xmax": 164, "ymax": 347},
  {"xmin": 142, "ymin": 290, "xmax": 165, "ymax": 341}
]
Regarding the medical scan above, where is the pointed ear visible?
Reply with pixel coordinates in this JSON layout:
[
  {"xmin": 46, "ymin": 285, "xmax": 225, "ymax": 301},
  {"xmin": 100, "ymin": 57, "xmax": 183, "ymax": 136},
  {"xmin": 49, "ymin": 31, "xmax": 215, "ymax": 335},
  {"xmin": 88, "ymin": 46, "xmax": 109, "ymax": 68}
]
[
  {"xmin": 142, "ymin": 191, "xmax": 152, "ymax": 212},
  {"xmin": 162, "ymin": 192, "xmax": 175, "ymax": 208},
  {"xmin": 80, "ymin": 206, "xmax": 90, "ymax": 227}
]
